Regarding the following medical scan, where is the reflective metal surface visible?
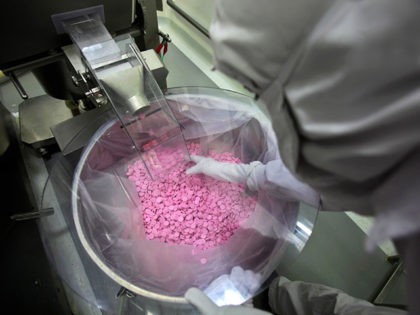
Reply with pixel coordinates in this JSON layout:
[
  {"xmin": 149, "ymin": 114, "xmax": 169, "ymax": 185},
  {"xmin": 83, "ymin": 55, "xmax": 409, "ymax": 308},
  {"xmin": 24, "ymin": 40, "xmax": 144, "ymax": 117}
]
[
  {"xmin": 0, "ymin": 104, "xmax": 10, "ymax": 155},
  {"xmin": 71, "ymin": 87, "xmax": 317, "ymax": 309},
  {"xmin": 19, "ymin": 95, "xmax": 73, "ymax": 148},
  {"xmin": 0, "ymin": 5, "xmax": 405, "ymax": 313},
  {"xmin": 51, "ymin": 104, "xmax": 113, "ymax": 155}
]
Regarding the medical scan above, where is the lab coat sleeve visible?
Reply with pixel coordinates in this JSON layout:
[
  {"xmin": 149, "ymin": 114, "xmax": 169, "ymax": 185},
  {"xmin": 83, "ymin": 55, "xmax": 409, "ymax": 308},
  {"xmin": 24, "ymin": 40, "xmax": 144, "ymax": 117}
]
[
  {"xmin": 268, "ymin": 277, "xmax": 406, "ymax": 315},
  {"xmin": 210, "ymin": 0, "xmax": 420, "ymax": 243},
  {"xmin": 279, "ymin": 0, "xmax": 420, "ymax": 245},
  {"xmin": 210, "ymin": 0, "xmax": 334, "ymax": 95},
  {"xmin": 210, "ymin": 1, "xmax": 420, "ymax": 313},
  {"xmin": 248, "ymin": 159, "xmax": 320, "ymax": 208},
  {"xmin": 186, "ymin": 155, "xmax": 320, "ymax": 207}
]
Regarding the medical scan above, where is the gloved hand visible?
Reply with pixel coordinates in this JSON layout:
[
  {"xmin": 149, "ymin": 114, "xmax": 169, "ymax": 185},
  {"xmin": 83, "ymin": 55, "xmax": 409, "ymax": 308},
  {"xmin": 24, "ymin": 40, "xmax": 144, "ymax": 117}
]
[
  {"xmin": 186, "ymin": 155, "xmax": 320, "ymax": 207},
  {"xmin": 203, "ymin": 266, "xmax": 262, "ymax": 306},
  {"xmin": 185, "ymin": 287, "xmax": 272, "ymax": 315},
  {"xmin": 186, "ymin": 155, "xmax": 264, "ymax": 189}
]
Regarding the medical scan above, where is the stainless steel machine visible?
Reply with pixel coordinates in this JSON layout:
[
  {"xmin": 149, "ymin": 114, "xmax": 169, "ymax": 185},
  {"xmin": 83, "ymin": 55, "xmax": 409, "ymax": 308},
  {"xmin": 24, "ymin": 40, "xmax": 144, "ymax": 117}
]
[
  {"xmin": 0, "ymin": 1, "xmax": 189, "ymax": 314},
  {"xmin": 0, "ymin": 2, "xmax": 318, "ymax": 314},
  {"xmin": 0, "ymin": 1, "xmax": 405, "ymax": 314},
  {"xmin": 0, "ymin": 0, "xmax": 166, "ymax": 156}
]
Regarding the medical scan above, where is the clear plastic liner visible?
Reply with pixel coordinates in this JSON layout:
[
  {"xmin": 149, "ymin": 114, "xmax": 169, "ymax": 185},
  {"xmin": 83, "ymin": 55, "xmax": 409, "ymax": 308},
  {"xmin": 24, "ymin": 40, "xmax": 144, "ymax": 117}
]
[{"xmin": 72, "ymin": 87, "xmax": 301, "ymax": 305}]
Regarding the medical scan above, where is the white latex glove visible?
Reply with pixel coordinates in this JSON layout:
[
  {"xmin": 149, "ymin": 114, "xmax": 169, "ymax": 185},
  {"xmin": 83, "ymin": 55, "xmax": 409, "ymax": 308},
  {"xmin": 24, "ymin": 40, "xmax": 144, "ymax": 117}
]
[
  {"xmin": 187, "ymin": 155, "xmax": 320, "ymax": 207},
  {"xmin": 185, "ymin": 288, "xmax": 272, "ymax": 315},
  {"xmin": 204, "ymin": 266, "xmax": 262, "ymax": 306},
  {"xmin": 186, "ymin": 155, "xmax": 263, "ymax": 188}
]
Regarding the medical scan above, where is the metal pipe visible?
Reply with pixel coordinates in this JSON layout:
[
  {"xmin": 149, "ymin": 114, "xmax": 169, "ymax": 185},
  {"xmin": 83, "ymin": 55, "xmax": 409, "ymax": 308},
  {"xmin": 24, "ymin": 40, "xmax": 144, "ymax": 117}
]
[
  {"xmin": 9, "ymin": 72, "xmax": 28, "ymax": 100},
  {"xmin": 10, "ymin": 208, "xmax": 55, "ymax": 221},
  {"xmin": 166, "ymin": 0, "xmax": 209, "ymax": 38}
]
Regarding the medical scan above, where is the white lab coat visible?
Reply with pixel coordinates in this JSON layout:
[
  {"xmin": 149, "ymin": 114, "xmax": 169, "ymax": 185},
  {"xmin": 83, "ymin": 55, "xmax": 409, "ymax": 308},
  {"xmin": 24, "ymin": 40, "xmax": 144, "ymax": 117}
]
[
  {"xmin": 269, "ymin": 277, "xmax": 407, "ymax": 315},
  {"xmin": 210, "ymin": 0, "xmax": 420, "ymax": 314}
]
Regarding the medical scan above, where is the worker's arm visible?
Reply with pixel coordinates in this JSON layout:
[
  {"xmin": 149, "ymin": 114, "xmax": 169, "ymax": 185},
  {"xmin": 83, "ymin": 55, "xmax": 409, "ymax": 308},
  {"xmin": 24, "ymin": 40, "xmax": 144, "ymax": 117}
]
[{"xmin": 187, "ymin": 155, "xmax": 320, "ymax": 208}]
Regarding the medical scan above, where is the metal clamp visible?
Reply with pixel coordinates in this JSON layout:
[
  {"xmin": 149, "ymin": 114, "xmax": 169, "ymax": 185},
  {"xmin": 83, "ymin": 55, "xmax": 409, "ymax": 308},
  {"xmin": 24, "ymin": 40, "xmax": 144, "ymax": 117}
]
[
  {"xmin": 116, "ymin": 286, "xmax": 138, "ymax": 315},
  {"xmin": 72, "ymin": 71, "xmax": 107, "ymax": 107}
]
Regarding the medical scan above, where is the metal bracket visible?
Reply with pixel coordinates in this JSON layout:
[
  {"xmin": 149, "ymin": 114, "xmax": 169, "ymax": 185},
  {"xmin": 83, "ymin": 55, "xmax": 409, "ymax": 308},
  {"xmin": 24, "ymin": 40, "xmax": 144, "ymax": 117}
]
[
  {"xmin": 10, "ymin": 207, "xmax": 54, "ymax": 221},
  {"xmin": 8, "ymin": 72, "xmax": 28, "ymax": 100},
  {"xmin": 116, "ymin": 286, "xmax": 136, "ymax": 299},
  {"xmin": 371, "ymin": 255, "xmax": 406, "ymax": 310},
  {"xmin": 116, "ymin": 286, "xmax": 137, "ymax": 315}
]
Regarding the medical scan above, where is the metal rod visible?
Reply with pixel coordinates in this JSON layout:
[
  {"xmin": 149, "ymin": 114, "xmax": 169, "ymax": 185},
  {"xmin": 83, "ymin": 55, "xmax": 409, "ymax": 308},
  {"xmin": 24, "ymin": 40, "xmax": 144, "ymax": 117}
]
[
  {"xmin": 166, "ymin": 0, "xmax": 210, "ymax": 38},
  {"xmin": 10, "ymin": 208, "xmax": 54, "ymax": 221},
  {"xmin": 370, "ymin": 256, "xmax": 405, "ymax": 304},
  {"xmin": 9, "ymin": 72, "xmax": 28, "ymax": 99},
  {"xmin": 3, "ymin": 52, "xmax": 63, "ymax": 73},
  {"xmin": 116, "ymin": 287, "xmax": 136, "ymax": 315}
]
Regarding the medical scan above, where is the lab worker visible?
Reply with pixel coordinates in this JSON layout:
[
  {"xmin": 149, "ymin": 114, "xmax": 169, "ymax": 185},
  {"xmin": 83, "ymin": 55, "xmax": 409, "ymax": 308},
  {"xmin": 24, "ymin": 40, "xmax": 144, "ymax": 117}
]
[{"xmin": 185, "ymin": 0, "xmax": 420, "ymax": 314}]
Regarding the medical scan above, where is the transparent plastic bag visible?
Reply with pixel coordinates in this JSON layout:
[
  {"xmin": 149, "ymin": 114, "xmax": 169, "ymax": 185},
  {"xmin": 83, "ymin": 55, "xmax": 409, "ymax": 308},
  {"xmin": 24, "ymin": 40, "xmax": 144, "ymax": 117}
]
[{"xmin": 72, "ymin": 87, "xmax": 299, "ymax": 303}]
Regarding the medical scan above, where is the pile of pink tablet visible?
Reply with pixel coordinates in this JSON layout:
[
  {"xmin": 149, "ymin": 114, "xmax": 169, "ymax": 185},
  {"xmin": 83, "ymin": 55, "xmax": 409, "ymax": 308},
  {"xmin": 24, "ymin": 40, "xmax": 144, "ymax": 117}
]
[{"xmin": 127, "ymin": 143, "xmax": 257, "ymax": 250}]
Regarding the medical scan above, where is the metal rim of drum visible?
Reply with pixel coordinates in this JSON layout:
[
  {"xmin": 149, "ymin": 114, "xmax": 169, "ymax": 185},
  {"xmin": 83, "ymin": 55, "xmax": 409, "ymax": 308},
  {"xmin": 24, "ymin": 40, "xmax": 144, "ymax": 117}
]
[
  {"xmin": 72, "ymin": 117, "xmax": 188, "ymax": 304},
  {"xmin": 71, "ymin": 88, "xmax": 293, "ymax": 305}
]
